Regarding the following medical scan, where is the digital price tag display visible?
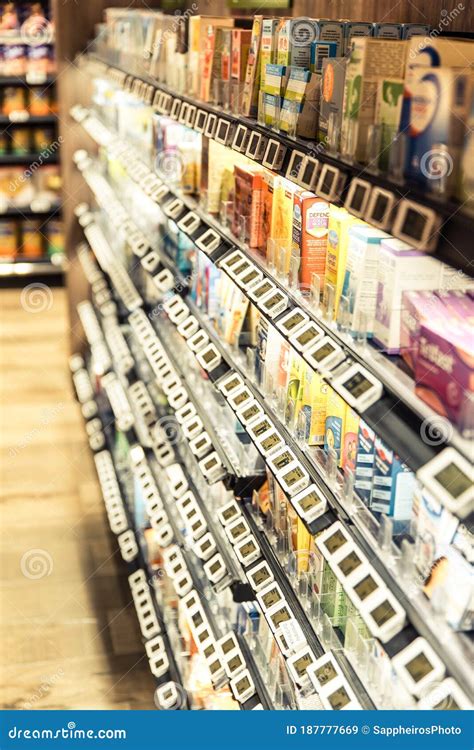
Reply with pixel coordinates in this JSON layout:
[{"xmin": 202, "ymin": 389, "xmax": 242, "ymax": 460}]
[
  {"xmin": 224, "ymin": 649, "xmax": 247, "ymax": 679},
  {"xmin": 266, "ymin": 600, "xmax": 293, "ymax": 633},
  {"xmin": 298, "ymin": 156, "xmax": 319, "ymax": 191},
  {"xmin": 392, "ymin": 198, "xmax": 439, "ymax": 251},
  {"xmin": 319, "ymin": 679, "xmax": 361, "ymax": 711},
  {"xmin": 289, "ymin": 321, "xmax": 324, "ymax": 353},
  {"xmin": 276, "ymin": 308, "xmax": 309, "ymax": 337},
  {"xmin": 189, "ymin": 431, "xmax": 213, "ymax": 459},
  {"xmin": 194, "ymin": 623, "xmax": 214, "ymax": 651},
  {"xmin": 331, "ymin": 363, "xmax": 383, "ymax": 412},
  {"xmin": 316, "ymin": 521, "xmax": 351, "ymax": 561},
  {"xmin": 258, "ymin": 429, "xmax": 284, "ymax": 457},
  {"xmin": 234, "ymin": 534, "xmax": 261, "ymax": 567},
  {"xmin": 391, "ymin": 637, "xmax": 446, "ymax": 698},
  {"xmin": 163, "ymin": 294, "xmax": 185, "ymax": 320},
  {"xmin": 149, "ymin": 652, "xmax": 170, "ymax": 678},
  {"xmin": 217, "ymin": 499, "xmax": 241, "ymax": 527},
  {"xmin": 262, "ymin": 139, "xmax": 286, "ymax": 171},
  {"xmin": 417, "ymin": 678, "xmax": 472, "ymax": 711},
  {"xmin": 245, "ymin": 131, "xmax": 267, "ymax": 162},
  {"xmin": 366, "ymin": 186, "xmax": 395, "ymax": 231},
  {"xmin": 304, "ymin": 336, "xmax": 344, "ymax": 373},
  {"xmin": 196, "ymin": 229, "xmax": 221, "ymax": 255},
  {"xmin": 217, "ymin": 371, "xmax": 244, "ymax": 397},
  {"xmin": 256, "ymin": 581, "xmax": 285, "ymax": 613},
  {"xmin": 203, "ymin": 552, "xmax": 227, "ymax": 584},
  {"xmin": 186, "ymin": 105, "xmax": 197, "ymax": 128},
  {"xmin": 189, "ymin": 514, "xmax": 208, "ymax": 542},
  {"xmin": 208, "ymin": 654, "xmax": 226, "ymax": 684},
  {"xmin": 276, "ymin": 460, "xmax": 310, "ymax": 497},
  {"xmin": 153, "ymin": 269, "xmax": 175, "ymax": 294},
  {"xmin": 344, "ymin": 178, "xmax": 372, "ymax": 218},
  {"xmin": 177, "ymin": 211, "xmax": 201, "ymax": 235},
  {"xmin": 151, "ymin": 184, "xmax": 171, "ymax": 203},
  {"xmin": 154, "ymin": 523, "xmax": 174, "ymax": 547},
  {"xmin": 199, "ymin": 451, "xmax": 224, "ymax": 482},
  {"xmin": 230, "ymin": 669, "xmax": 255, "ymax": 704},
  {"xmin": 177, "ymin": 315, "xmax": 199, "ymax": 340},
  {"xmin": 217, "ymin": 632, "xmax": 240, "ymax": 659},
  {"xmin": 228, "ymin": 386, "xmax": 253, "ymax": 412},
  {"xmin": 155, "ymin": 681, "xmax": 182, "ymax": 710},
  {"xmin": 236, "ymin": 266, "xmax": 264, "ymax": 290},
  {"xmin": 215, "ymin": 118, "xmax": 232, "ymax": 146},
  {"xmin": 332, "ymin": 542, "xmax": 368, "ymax": 588},
  {"xmin": 291, "ymin": 483, "xmax": 327, "ymax": 525},
  {"xmin": 168, "ymin": 385, "xmax": 188, "ymax": 411},
  {"xmin": 164, "ymin": 198, "xmax": 185, "ymax": 221},
  {"xmin": 260, "ymin": 289, "xmax": 288, "ymax": 319},
  {"xmin": 174, "ymin": 570, "xmax": 193, "ymax": 597},
  {"xmin": 220, "ymin": 250, "xmax": 246, "ymax": 275},
  {"xmin": 187, "ymin": 329, "xmax": 209, "ymax": 353},
  {"xmin": 248, "ymin": 416, "xmax": 274, "ymax": 443},
  {"xmin": 248, "ymin": 278, "xmax": 275, "ymax": 304},
  {"xmin": 170, "ymin": 98, "xmax": 182, "ymax": 120},
  {"xmin": 167, "ymin": 464, "xmax": 188, "ymax": 499},
  {"xmin": 360, "ymin": 588, "xmax": 406, "ymax": 643},
  {"xmin": 347, "ymin": 565, "xmax": 385, "ymax": 610},
  {"xmin": 246, "ymin": 560, "xmax": 274, "ymax": 592},
  {"xmin": 194, "ymin": 531, "xmax": 217, "ymax": 561},
  {"xmin": 225, "ymin": 516, "xmax": 251, "ymax": 545},
  {"xmin": 316, "ymin": 164, "xmax": 345, "ymax": 202},
  {"xmin": 179, "ymin": 102, "xmax": 189, "ymax": 124},
  {"xmin": 162, "ymin": 373, "xmax": 182, "ymax": 396},
  {"xmin": 232, "ymin": 124, "xmax": 249, "ymax": 153},
  {"xmin": 417, "ymin": 447, "xmax": 474, "ymax": 519},
  {"xmin": 266, "ymin": 446, "xmax": 296, "ymax": 476},
  {"xmin": 163, "ymin": 94, "xmax": 173, "ymax": 115},
  {"xmin": 176, "ymin": 490, "xmax": 196, "ymax": 516},
  {"xmin": 286, "ymin": 150, "xmax": 306, "ymax": 183},
  {"xmin": 236, "ymin": 399, "xmax": 264, "ymax": 427},
  {"xmin": 163, "ymin": 546, "xmax": 184, "ymax": 577},
  {"xmin": 308, "ymin": 652, "xmax": 343, "ymax": 693},
  {"xmin": 196, "ymin": 343, "xmax": 222, "ymax": 373},
  {"xmin": 195, "ymin": 109, "xmax": 208, "ymax": 133},
  {"xmin": 153, "ymin": 90, "xmax": 164, "ymax": 111},
  {"xmin": 228, "ymin": 258, "xmax": 252, "ymax": 280},
  {"xmin": 287, "ymin": 646, "xmax": 317, "ymax": 686},
  {"xmin": 205, "ymin": 113, "xmax": 218, "ymax": 139},
  {"xmin": 274, "ymin": 619, "xmax": 307, "ymax": 658},
  {"xmin": 182, "ymin": 414, "xmax": 204, "ymax": 440}
]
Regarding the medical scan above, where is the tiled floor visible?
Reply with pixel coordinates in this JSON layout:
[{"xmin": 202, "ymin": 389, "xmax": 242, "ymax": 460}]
[{"xmin": 0, "ymin": 286, "xmax": 155, "ymax": 709}]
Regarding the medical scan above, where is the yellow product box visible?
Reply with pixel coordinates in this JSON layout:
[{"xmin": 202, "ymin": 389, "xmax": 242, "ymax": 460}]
[
  {"xmin": 296, "ymin": 516, "xmax": 312, "ymax": 574},
  {"xmin": 342, "ymin": 405, "xmax": 360, "ymax": 475},
  {"xmin": 299, "ymin": 364, "xmax": 329, "ymax": 447},
  {"xmin": 241, "ymin": 16, "xmax": 263, "ymax": 117},
  {"xmin": 270, "ymin": 176, "xmax": 297, "ymax": 273},
  {"xmin": 285, "ymin": 348, "xmax": 305, "ymax": 431},
  {"xmin": 324, "ymin": 385, "xmax": 347, "ymax": 467},
  {"xmin": 325, "ymin": 205, "xmax": 365, "ymax": 319},
  {"xmin": 189, "ymin": 16, "xmax": 234, "ymax": 97}
]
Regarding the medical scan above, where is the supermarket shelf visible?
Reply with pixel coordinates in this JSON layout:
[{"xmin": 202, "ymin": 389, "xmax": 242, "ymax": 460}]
[
  {"xmin": 0, "ymin": 257, "xmax": 64, "ymax": 277},
  {"xmin": 0, "ymin": 114, "xmax": 56, "ymax": 126},
  {"xmin": 89, "ymin": 53, "xmax": 474, "ymax": 278},
  {"xmin": 0, "ymin": 152, "xmax": 59, "ymax": 165},
  {"xmin": 0, "ymin": 74, "xmax": 56, "ymax": 87},
  {"xmin": 0, "ymin": 202, "xmax": 61, "ymax": 218}
]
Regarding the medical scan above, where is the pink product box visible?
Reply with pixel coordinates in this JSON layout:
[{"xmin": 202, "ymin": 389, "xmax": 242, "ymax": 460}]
[
  {"xmin": 400, "ymin": 291, "xmax": 446, "ymax": 372},
  {"xmin": 415, "ymin": 319, "xmax": 474, "ymax": 438},
  {"xmin": 435, "ymin": 290, "xmax": 474, "ymax": 326}
]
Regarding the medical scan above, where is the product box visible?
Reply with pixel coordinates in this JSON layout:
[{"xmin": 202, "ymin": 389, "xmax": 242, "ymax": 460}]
[
  {"xmin": 261, "ymin": 170, "xmax": 275, "ymax": 257},
  {"xmin": 318, "ymin": 20, "xmax": 345, "ymax": 56},
  {"xmin": 241, "ymin": 15, "xmax": 263, "ymax": 116},
  {"xmin": 260, "ymin": 18, "xmax": 279, "ymax": 81},
  {"xmin": 189, "ymin": 16, "xmax": 234, "ymax": 97},
  {"xmin": 277, "ymin": 18, "xmax": 318, "ymax": 67},
  {"xmin": 310, "ymin": 40, "xmax": 338, "ymax": 73},
  {"xmin": 341, "ymin": 225, "xmax": 391, "ymax": 338},
  {"xmin": 299, "ymin": 364, "xmax": 328, "ymax": 446},
  {"xmin": 401, "ymin": 23, "xmax": 431, "ymax": 40},
  {"xmin": 264, "ymin": 324, "xmax": 287, "ymax": 393},
  {"xmin": 324, "ymin": 385, "xmax": 346, "ymax": 467},
  {"xmin": 280, "ymin": 70, "xmax": 320, "ymax": 139},
  {"xmin": 232, "ymin": 165, "xmax": 264, "ymax": 249},
  {"xmin": 263, "ymin": 63, "xmax": 288, "ymax": 96},
  {"xmin": 342, "ymin": 406, "xmax": 360, "ymax": 474},
  {"xmin": 269, "ymin": 176, "xmax": 297, "ymax": 273},
  {"xmin": 423, "ymin": 546, "xmax": 472, "ymax": 631},
  {"xmin": 371, "ymin": 437, "xmax": 415, "ymax": 528},
  {"xmin": 407, "ymin": 67, "xmax": 473, "ymax": 192},
  {"xmin": 285, "ymin": 349, "xmax": 305, "ymax": 431},
  {"xmin": 399, "ymin": 290, "xmax": 445, "ymax": 371},
  {"xmin": 231, "ymin": 28, "xmax": 252, "ymax": 84},
  {"xmin": 373, "ymin": 238, "xmax": 442, "ymax": 353},
  {"xmin": 255, "ymin": 314, "xmax": 269, "ymax": 387},
  {"xmin": 415, "ymin": 317, "xmax": 474, "ymax": 438},
  {"xmin": 411, "ymin": 485, "xmax": 459, "ymax": 575},
  {"xmin": 374, "ymin": 77, "xmax": 404, "ymax": 171},
  {"xmin": 262, "ymin": 92, "xmax": 282, "ymax": 127},
  {"xmin": 324, "ymin": 206, "xmax": 364, "ymax": 320},
  {"xmin": 344, "ymin": 21, "xmax": 373, "ymax": 51},
  {"xmin": 321, "ymin": 560, "xmax": 347, "ymax": 627},
  {"xmin": 292, "ymin": 191, "xmax": 329, "ymax": 293},
  {"xmin": 354, "ymin": 419, "xmax": 376, "ymax": 505},
  {"xmin": 319, "ymin": 57, "xmax": 346, "ymax": 147},
  {"xmin": 374, "ymin": 23, "xmax": 402, "ymax": 39},
  {"xmin": 340, "ymin": 38, "xmax": 407, "ymax": 163}
]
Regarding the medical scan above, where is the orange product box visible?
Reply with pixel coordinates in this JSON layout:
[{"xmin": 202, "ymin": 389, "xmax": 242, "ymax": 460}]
[
  {"xmin": 292, "ymin": 191, "xmax": 329, "ymax": 293},
  {"xmin": 232, "ymin": 165, "xmax": 264, "ymax": 249},
  {"xmin": 231, "ymin": 29, "xmax": 252, "ymax": 83}
]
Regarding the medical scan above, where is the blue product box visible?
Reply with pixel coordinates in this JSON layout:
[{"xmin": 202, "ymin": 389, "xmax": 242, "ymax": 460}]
[
  {"xmin": 354, "ymin": 419, "xmax": 376, "ymax": 505},
  {"xmin": 371, "ymin": 436, "xmax": 415, "ymax": 530},
  {"xmin": 310, "ymin": 40, "xmax": 338, "ymax": 72}
]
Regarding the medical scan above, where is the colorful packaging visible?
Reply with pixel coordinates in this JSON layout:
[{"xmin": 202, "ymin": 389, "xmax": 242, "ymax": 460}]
[
  {"xmin": 231, "ymin": 28, "xmax": 252, "ymax": 84},
  {"xmin": 280, "ymin": 69, "xmax": 320, "ymax": 139},
  {"xmin": 319, "ymin": 57, "xmax": 346, "ymax": 147},
  {"xmin": 29, "ymin": 87, "xmax": 51, "ymax": 115},
  {"xmin": 309, "ymin": 40, "xmax": 337, "ymax": 73},
  {"xmin": 11, "ymin": 128, "xmax": 30, "ymax": 155},
  {"xmin": 354, "ymin": 419, "xmax": 376, "ymax": 505},
  {"xmin": 269, "ymin": 176, "xmax": 296, "ymax": 273},
  {"xmin": 2, "ymin": 86, "xmax": 27, "ymax": 115},
  {"xmin": 20, "ymin": 220, "xmax": 42, "ymax": 257},
  {"xmin": 374, "ymin": 78, "xmax": 404, "ymax": 171},
  {"xmin": 373, "ymin": 238, "xmax": 442, "ymax": 353},
  {"xmin": 0, "ymin": 219, "xmax": 17, "ymax": 257},
  {"xmin": 299, "ymin": 364, "xmax": 328, "ymax": 446},
  {"xmin": 412, "ymin": 485, "xmax": 458, "ymax": 575},
  {"xmin": 317, "ymin": 20, "xmax": 345, "ymax": 56},
  {"xmin": 340, "ymin": 38, "xmax": 407, "ymax": 163},
  {"xmin": 292, "ymin": 191, "xmax": 328, "ymax": 294},
  {"xmin": 259, "ymin": 18, "xmax": 279, "ymax": 81},
  {"xmin": 324, "ymin": 206, "xmax": 364, "ymax": 320},
  {"xmin": 262, "ymin": 63, "xmax": 288, "ymax": 97},
  {"xmin": 46, "ymin": 220, "xmax": 64, "ymax": 258},
  {"xmin": 371, "ymin": 437, "xmax": 415, "ymax": 529},
  {"xmin": 342, "ymin": 406, "xmax": 359, "ymax": 474},
  {"xmin": 324, "ymin": 385, "xmax": 346, "ymax": 466},
  {"xmin": 241, "ymin": 15, "xmax": 263, "ymax": 117},
  {"xmin": 260, "ymin": 170, "xmax": 274, "ymax": 258},
  {"xmin": 277, "ymin": 18, "xmax": 318, "ymax": 67},
  {"xmin": 399, "ymin": 290, "xmax": 446, "ymax": 372},
  {"xmin": 285, "ymin": 349, "xmax": 305, "ymax": 432},
  {"xmin": 232, "ymin": 165, "xmax": 264, "ymax": 249}
]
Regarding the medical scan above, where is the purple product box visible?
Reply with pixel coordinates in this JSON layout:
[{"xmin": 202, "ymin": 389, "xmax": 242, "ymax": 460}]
[{"xmin": 400, "ymin": 290, "xmax": 446, "ymax": 372}]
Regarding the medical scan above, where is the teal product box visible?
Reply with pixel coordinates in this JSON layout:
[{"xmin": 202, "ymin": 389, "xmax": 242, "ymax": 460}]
[
  {"xmin": 408, "ymin": 68, "xmax": 472, "ymax": 189},
  {"xmin": 354, "ymin": 419, "xmax": 376, "ymax": 505},
  {"xmin": 371, "ymin": 437, "xmax": 415, "ymax": 530},
  {"xmin": 317, "ymin": 20, "xmax": 345, "ymax": 56},
  {"xmin": 402, "ymin": 23, "xmax": 430, "ymax": 40},
  {"xmin": 374, "ymin": 23, "xmax": 402, "ymax": 39},
  {"xmin": 310, "ymin": 40, "xmax": 337, "ymax": 73},
  {"xmin": 263, "ymin": 63, "xmax": 288, "ymax": 96},
  {"xmin": 345, "ymin": 21, "xmax": 373, "ymax": 52}
]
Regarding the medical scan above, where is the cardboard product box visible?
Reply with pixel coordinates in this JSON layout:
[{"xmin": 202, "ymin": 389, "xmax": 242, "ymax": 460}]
[
  {"xmin": 319, "ymin": 57, "xmax": 346, "ymax": 146},
  {"xmin": 299, "ymin": 364, "xmax": 328, "ymax": 446},
  {"xmin": 232, "ymin": 165, "xmax": 264, "ymax": 249},
  {"xmin": 309, "ymin": 40, "xmax": 338, "ymax": 73},
  {"xmin": 285, "ymin": 349, "xmax": 305, "ymax": 431},
  {"xmin": 340, "ymin": 38, "xmax": 407, "ymax": 163},
  {"xmin": 399, "ymin": 290, "xmax": 445, "ymax": 372},
  {"xmin": 188, "ymin": 16, "xmax": 234, "ymax": 97},
  {"xmin": 342, "ymin": 406, "xmax": 360, "ymax": 474},
  {"xmin": 407, "ymin": 68, "xmax": 473, "ymax": 192},
  {"xmin": 325, "ymin": 206, "xmax": 365, "ymax": 320},
  {"xmin": 317, "ymin": 20, "xmax": 345, "ymax": 56},
  {"xmin": 292, "ymin": 191, "xmax": 329, "ymax": 293},
  {"xmin": 375, "ymin": 77, "xmax": 404, "ymax": 171},
  {"xmin": 200, "ymin": 24, "xmax": 232, "ymax": 102},
  {"xmin": 260, "ymin": 18, "xmax": 279, "ymax": 81},
  {"xmin": 354, "ymin": 419, "xmax": 376, "ymax": 505},
  {"xmin": 241, "ymin": 15, "xmax": 263, "ymax": 117},
  {"xmin": 261, "ymin": 170, "xmax": 275, "ymax": 258},
  {"xmin": 270, "ymin": 176, "xmax": 297, "ymax": 273},
  {"xmin": 277, "ymin": 18, "xmax": 319, "ymax": 67},
  {"xmin": 324, "ymin": 385, "xmax": 346, "ymax": 466},
  {"xmin": 344, "ymin": 21, "xmax": 373, "ymax": 52},
  {"xmin": 280, "ymin": 70, "xmax": 321, "ymax": 139},
  {"xmin": 371, "ymin": 437, "xmax": 415, "ymax": 529},
  {"xmin": 231, "ymin": 28, "xmax": 252, "ymax": 84},
  {"xmin": 263, "ymin": 63, "xmax": 288, "ymax": 96},
  {"xmin": 373, "ymin": 238, "xmax": 443, "ymax": 354}
]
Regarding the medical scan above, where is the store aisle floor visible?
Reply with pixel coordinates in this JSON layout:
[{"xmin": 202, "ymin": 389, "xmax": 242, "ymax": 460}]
[{"xmin": 0, "ymin": 286, "xmax": 155, "ymax": 709}]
